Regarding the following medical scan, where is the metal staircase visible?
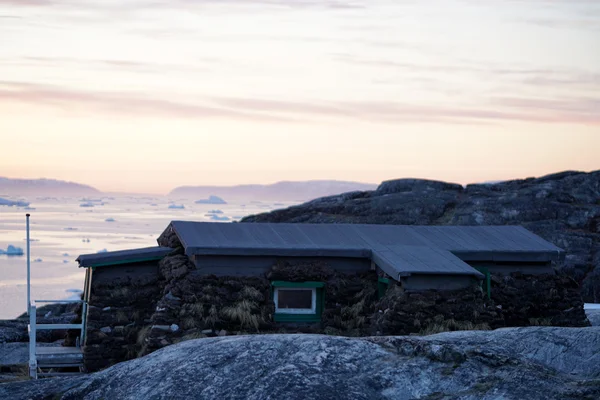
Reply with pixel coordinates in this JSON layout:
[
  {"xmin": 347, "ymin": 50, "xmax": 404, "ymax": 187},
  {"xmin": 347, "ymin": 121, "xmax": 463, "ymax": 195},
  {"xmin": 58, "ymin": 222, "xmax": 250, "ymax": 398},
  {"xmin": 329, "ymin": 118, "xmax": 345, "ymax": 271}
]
[
  {"xmin": 24, "ymin": 214, "xmax": 88, "ymax": 379},
  {"xmin": 28, "ymin": 300, "xmax": 88, "ymax": 379}
]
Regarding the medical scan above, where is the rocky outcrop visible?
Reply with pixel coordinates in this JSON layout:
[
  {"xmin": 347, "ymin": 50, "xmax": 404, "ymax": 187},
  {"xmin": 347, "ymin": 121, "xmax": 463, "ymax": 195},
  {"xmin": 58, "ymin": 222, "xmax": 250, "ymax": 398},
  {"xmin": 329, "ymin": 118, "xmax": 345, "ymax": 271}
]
[
  {"xmin": 0, "ymin": 303, "xmax": 81, "ymax": 345},
  {"xmin": 1, "ymin": 328, "xmax": 599, "ymax": 399},
  {"xmin": 242, "ymin": 170, "xmax": 600, "ymax": 302}
]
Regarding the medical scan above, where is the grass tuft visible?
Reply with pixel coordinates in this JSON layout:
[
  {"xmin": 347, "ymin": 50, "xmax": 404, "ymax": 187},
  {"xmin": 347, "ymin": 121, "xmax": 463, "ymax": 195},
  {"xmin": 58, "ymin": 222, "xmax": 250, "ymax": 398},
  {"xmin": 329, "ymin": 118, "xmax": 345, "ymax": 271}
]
[
  {"xmin": 528, "ymin": 317, "xmax": 553, "ymax": 326},
  {"xmin": 221, "ymin": 299, "xmax": 262, "ymax": 331},
  {"xmin": 419, "ymin": 319, "xmax": 491, "ymax": 335}
]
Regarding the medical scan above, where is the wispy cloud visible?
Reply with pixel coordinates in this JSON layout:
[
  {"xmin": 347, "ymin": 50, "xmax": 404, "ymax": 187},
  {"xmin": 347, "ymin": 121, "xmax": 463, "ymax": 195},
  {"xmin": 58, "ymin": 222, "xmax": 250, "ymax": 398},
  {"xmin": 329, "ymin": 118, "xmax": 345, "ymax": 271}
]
[
  {"xmin": 2, "ymin": 81, "xmax": 598, "ymax": 125},
  {"xmin": 0, "ymin": 81, "xmax": 293, "ymax": 122}
]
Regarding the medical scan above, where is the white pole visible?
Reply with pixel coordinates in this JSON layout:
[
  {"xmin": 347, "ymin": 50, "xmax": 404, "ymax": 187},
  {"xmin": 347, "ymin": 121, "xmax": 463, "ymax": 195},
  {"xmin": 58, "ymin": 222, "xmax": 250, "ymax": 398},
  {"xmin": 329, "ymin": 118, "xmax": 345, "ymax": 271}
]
[{"xmin": 26, "ymin": 213, "xmax": 31, "ymax": 316}]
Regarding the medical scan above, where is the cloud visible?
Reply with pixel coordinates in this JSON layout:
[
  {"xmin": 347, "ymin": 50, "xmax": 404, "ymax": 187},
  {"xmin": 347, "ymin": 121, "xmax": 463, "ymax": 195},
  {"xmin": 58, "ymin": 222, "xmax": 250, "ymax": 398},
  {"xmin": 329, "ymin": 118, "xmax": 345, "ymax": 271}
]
[
  {"xmin": 0, "ymin": 81, "xmax": 294, "ymax": 122},
  {"xmin": 213, "ymin": 96, "xmax": 600, "ymax": 125},
  {"xmin": 1, "ymin": 81, "xmax": 598, "ymax": 126}
]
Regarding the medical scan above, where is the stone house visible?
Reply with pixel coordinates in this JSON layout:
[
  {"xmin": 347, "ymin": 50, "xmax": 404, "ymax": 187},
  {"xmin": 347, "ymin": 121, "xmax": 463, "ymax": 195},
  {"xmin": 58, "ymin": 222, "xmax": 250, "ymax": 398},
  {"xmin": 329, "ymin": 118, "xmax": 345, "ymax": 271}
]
[{"xmin": 75, "ymin": 221, "xmax": 588, "ymax": 371}]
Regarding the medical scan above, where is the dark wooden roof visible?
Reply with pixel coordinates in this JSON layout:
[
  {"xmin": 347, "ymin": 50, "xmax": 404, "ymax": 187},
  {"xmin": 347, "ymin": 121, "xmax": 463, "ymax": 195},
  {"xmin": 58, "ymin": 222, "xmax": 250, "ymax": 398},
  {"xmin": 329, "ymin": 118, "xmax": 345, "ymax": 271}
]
[
  {"xmin": 76, "ymin": 246, "xmax": 173, "ymax": 268},
  {"xmin": 164, "ymin": 221, "xmax": 563, "ymax": 280}
]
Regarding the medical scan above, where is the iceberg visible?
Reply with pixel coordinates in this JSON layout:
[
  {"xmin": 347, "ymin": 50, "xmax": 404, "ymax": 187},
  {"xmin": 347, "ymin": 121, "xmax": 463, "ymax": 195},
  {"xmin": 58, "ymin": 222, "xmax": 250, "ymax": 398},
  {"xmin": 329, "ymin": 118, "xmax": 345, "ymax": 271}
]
[
  {"xmin": 0, "ymin": 245, "xmax": 24, "ymax": 256},
  {"xmin": 195, "ymin": 195, "xmax": 227, "ymax": 205},
  {"xmin": 210, "ymin": 215, "xmax": 231, "ymax": 222}
]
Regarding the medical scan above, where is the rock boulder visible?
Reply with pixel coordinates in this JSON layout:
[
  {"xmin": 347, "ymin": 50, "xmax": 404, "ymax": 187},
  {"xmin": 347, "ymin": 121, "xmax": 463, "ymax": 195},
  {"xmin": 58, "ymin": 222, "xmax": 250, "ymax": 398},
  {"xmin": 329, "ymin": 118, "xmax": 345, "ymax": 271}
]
[{"xmin": 1, "ymin": 328, "xmax": 599, "ymax": 399}]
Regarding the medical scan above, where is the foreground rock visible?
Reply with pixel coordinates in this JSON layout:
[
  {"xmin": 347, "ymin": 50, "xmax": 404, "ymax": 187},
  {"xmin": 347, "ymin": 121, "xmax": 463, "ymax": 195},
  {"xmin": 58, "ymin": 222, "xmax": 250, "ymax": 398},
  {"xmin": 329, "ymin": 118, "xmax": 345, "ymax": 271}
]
[
  {"xmin": 242, "ymin": 170, "xmax": 600, "ymax": 302},
  {"xmin": 2, "ymin": 328, "xmax": 599, "ymax": 400}
]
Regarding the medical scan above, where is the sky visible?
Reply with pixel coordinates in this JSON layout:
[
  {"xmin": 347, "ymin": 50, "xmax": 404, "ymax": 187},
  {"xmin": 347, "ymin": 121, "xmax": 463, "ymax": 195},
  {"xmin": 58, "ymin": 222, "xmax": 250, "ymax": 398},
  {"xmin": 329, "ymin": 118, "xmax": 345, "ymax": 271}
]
[{"xmin": 0, "ymin": 0, "xmax": 599, "ymax": 194}]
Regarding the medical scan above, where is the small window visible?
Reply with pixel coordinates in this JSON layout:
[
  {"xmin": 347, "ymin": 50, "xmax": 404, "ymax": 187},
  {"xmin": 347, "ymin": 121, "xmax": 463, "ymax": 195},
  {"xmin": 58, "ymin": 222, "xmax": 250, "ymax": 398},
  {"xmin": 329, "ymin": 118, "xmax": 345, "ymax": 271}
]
[
  {"xmin": 274, "ymin": 288, "xmax": 316, "ymax": 314},
  {"xmin": 271, "ymin": 281, "xmax": 325, "ymax": 322}
]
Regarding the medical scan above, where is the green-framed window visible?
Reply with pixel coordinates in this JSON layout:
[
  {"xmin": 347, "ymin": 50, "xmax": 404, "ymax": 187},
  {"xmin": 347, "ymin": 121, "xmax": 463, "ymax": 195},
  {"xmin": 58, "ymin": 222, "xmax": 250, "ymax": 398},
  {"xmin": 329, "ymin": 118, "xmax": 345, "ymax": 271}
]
[
  {"xmin": 377, "ymin": 277, "xmax": 390, "ymax": 299},
  {"xmin": 271, "ymin": 281, "xmax": 324, "ymax": 323}
]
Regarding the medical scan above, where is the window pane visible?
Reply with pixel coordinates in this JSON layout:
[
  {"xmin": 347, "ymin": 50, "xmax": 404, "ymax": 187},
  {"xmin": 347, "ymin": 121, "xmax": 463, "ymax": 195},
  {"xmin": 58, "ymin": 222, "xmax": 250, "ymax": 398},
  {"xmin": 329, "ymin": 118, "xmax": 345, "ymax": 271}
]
[{"xmin": 277, "ymin": 289, "xmax": 313, "ymax": 309}]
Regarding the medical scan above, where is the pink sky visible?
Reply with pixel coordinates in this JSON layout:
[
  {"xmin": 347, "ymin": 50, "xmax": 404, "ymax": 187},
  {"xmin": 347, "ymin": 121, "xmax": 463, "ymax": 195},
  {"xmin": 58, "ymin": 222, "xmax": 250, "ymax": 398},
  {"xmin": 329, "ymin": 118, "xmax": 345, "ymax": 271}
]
[{"xmin": 0, "ymin": 0, "xmax": 599, "ymax": 194}]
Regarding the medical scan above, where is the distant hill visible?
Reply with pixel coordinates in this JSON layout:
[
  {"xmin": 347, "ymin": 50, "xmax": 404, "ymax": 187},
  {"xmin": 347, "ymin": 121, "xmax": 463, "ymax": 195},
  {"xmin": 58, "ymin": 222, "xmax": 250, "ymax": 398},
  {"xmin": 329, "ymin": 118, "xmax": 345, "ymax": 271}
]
[
  {"xmin": 0, "ymin": 177, "xmax": 101, "ymax": 196},
  {"xmin": 169, "ymin": 180, "xmax": 378, "ymax": 201}
]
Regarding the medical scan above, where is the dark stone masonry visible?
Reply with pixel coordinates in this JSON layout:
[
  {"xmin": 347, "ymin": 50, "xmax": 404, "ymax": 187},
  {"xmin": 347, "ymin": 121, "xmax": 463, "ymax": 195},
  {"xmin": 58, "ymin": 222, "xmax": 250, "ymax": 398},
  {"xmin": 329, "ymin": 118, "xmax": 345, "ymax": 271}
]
[{"xmin": 82, "ymin": 250, "xmax": 589, "ymax": 372}]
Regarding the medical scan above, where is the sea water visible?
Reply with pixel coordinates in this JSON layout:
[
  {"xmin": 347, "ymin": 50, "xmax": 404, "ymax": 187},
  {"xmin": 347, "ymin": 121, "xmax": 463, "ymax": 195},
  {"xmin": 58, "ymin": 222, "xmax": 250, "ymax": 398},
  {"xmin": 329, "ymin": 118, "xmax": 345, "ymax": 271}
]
[{"xmin": 0, "ymin": 195, "xmax": 290, "ymax": 319}]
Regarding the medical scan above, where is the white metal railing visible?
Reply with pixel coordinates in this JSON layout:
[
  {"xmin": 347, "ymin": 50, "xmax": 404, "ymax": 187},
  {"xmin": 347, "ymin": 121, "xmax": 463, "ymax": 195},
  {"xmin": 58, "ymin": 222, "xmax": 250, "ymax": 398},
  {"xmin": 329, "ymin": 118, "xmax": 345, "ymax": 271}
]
[{"xmin": 28, "ymin": 299, "xmax": 88, "ymax": 379}]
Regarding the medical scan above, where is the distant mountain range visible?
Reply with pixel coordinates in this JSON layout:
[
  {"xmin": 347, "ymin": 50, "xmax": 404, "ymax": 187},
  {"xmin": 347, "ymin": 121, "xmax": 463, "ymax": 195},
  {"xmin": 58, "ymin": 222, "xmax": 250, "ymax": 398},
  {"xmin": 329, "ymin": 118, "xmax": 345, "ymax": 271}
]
[
  {"xmin": 169, "ymin": 180, "xmax": 378, "ymax": 201},
  {"xmin": 0, "ymin": 177, "xmax": 101, "ymax": 196}
]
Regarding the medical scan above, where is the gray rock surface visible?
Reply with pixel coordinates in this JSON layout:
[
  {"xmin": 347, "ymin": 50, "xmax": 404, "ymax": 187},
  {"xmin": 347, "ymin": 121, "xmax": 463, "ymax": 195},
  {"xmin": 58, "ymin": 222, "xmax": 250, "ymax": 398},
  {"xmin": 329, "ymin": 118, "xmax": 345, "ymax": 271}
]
[
  {"xmin": 1, "ymin": 328, "xmax": 599, "ymax": 400},
  {"xmin": 0, "ymin": 342, "xmax": 61, "ymax": 367},
  {"xmin": 242, "ymin": 170, "xmax": 600, "ymax": 302},
  {"xmin": 587, "ymin": 309, "xmax": 600, "ymax": 326},
  {"xmin": 0, "ymin": 320, "xmax": 28, "ymax": 344}
]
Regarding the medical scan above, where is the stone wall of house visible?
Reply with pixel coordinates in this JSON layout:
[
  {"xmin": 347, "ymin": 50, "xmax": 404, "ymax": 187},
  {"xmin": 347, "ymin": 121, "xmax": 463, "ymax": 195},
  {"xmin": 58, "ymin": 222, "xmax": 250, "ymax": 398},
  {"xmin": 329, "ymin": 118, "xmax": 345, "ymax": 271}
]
[
  {"xmin": 490, "ymin": 272, "xmax": 589, "ymax": 327},
  {"xmin": 83, "ymin": 264, "xmax": 162, "ymax": 372},
  {"xmin": 83, "ymin": 252, "xmax": 590, "ymax": 372}
]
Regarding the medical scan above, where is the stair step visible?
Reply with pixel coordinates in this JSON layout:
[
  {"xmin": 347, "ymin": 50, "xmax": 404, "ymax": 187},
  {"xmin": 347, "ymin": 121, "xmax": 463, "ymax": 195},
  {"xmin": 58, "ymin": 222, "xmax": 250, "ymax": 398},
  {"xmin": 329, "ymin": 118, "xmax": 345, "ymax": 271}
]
[
  {"xmin": 37, "ymin": 363, "xmax": 84, "ymax": 368},
  {"xmin": 37, "ymin": 372, "xmax": 83, "ymax": 377}
]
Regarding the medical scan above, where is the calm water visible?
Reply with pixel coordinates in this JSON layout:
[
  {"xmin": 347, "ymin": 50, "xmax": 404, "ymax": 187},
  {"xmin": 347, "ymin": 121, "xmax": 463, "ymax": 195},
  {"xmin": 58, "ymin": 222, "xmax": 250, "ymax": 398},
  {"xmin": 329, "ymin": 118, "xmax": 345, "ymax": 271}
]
[{"xmin": 0, "ymin": 195, "xmax": 290, "ymax": 319}]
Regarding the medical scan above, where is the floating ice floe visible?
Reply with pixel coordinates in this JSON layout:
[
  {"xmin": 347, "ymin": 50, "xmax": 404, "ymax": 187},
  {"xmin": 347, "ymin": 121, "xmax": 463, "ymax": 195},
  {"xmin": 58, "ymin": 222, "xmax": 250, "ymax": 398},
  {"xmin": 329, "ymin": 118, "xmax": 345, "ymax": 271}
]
[
  {"xmin": 63, "ymin": 260, "xmax": 69, "ymax": 263},
  {"xmin": 97, "ymin": 249, "xmax": 108, "ymax": 253},
  {"xmin": 0, "ymin": 198, "xmax": 30, "ymax": 207},
  {"xmin": 62, "ymin": 253, "xmax": 69, "ymax": 257},
  {"xmin": 207, "ymin": 209, "xmax": 224, "ymax": 214},
  {"xmin": 168, "ymin": 204, "xmax": 185, "ymax": 209},
  {"xmin": 64, "ymin": 227, "xmax": 78, "ymax": 231},
  {"xmin": 34, "ymin": 258, "xmax": 43, "ymax": 262},
  {"xmin": 80, "ymin": 202, "xmax": 95, "ymax": 208},
  {"xmin": 0, "ymin": 245, "xmax": 24, "ymax": 256},
  {"xmin": 105, "ymin": 218, "xmax": 116, "ymax": 222}
]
